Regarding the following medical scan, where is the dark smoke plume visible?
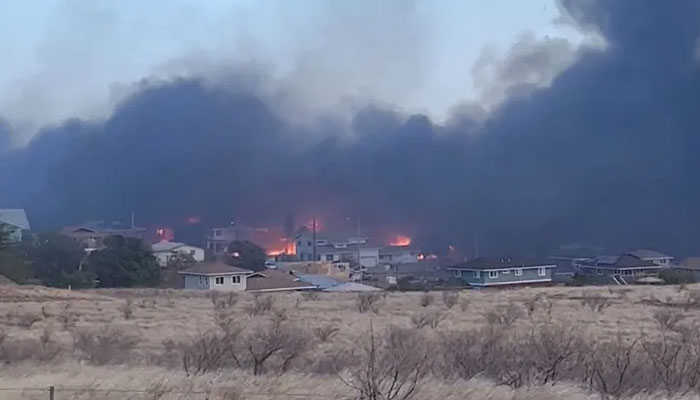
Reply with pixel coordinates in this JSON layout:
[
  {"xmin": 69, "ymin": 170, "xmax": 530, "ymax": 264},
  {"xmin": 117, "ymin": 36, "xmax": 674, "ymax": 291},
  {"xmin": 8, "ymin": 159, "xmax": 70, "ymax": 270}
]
[{"xmin": 2, "ymin": 0, "xmax": 700, "ymax": 257}]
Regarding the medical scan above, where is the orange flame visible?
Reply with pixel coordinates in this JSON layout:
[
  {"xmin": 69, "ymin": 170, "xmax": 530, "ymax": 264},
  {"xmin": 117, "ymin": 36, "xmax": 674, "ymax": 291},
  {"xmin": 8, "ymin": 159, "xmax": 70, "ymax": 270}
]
[
  {"xmin": 389, "ymin": 234, "xmax": 411, "ymax": 247},
  {"xmin": 266, "ymin": 239, "xmax": 297, "ymax": 256}
]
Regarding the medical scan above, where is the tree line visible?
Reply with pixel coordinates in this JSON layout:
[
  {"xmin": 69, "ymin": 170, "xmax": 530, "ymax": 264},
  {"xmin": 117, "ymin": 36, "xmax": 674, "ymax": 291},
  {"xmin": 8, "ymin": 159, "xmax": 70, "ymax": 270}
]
[{"xmin": 0, "ymin": 232, "xmax": 160, "ymax": 288}]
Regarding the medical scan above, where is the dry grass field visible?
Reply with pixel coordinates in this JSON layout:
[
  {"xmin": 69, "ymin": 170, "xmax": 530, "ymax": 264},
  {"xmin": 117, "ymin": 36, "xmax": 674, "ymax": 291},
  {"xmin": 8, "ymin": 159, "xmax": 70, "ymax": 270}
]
[{"xmin": 1, "ymin": 284, "xmax": 700, "ymax": 399}]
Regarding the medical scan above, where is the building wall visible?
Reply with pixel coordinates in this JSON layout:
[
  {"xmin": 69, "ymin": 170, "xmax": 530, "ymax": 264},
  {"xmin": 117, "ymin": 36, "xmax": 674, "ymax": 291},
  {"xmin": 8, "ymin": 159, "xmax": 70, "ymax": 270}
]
[
  {"xmin": 456, "ymin": 267, "xmax": 553, "ymax": 286},
  {"xmin": 155, "ymin": 246, "xmax": 205, "ymax": 266},
  {"xmin": 380, "ymin": 250, "xmax": 419, "ymax": 265},
  {"xmin": 359, "ymin": 247, "xmax": 379, "ymax": 268},
  {"xmin": 296, "ymin": 232, "xmax": 315, "ymax": 261},
  {"xmin": 183, "ymin": 274, "xmax": 248, "ymax": 291},
  {"xmin": 0, "ymin": 225, "xmax": 22, "ymax": 244}
]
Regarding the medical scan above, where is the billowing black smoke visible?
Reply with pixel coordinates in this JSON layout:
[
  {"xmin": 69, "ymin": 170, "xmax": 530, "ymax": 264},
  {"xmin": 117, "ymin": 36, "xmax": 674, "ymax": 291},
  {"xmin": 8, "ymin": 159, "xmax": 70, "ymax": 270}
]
[{"xmin": 2, "ymin": 0, "xmax": 700, "ymax": 256}]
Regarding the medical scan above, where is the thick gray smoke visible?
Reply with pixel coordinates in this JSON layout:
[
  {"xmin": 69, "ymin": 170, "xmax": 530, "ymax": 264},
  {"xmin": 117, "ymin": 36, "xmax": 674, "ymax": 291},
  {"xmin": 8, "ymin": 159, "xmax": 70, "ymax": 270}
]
[{"xmin": 2, "ymin": 0, "xmax": 700, "ymax": 256}]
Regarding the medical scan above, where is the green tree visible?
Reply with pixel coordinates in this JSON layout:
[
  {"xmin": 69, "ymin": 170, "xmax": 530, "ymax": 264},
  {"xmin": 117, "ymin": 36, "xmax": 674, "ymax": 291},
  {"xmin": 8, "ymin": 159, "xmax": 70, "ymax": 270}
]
[
  {"xmin": 166, "ymin": 252, "xmax": 197, "ymax": 270},
  {"xmin": 87, "ymin": 235, "xmax": 160, "ymax": 287},
  {"xmin": 26, "ymin": 232, "xmax": 95, "ymax": 288},
  {"xmin": 225, "ymin": 240, "xmax": 266, "ymax": 272}
]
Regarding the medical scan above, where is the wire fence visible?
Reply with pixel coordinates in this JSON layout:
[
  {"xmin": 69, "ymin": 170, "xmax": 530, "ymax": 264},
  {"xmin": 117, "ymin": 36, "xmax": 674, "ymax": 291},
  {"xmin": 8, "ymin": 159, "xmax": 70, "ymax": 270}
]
[{"xmin": 0, "ymin": 386, "xmax": 356, "ymax": 400}]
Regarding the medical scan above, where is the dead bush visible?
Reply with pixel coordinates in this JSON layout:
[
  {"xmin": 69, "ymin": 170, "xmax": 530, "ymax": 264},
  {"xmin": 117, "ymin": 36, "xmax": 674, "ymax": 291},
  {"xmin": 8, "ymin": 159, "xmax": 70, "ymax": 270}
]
[
  {"xmin": 581, "ymin": 292, "xmax": 612, "ymax": 315},
  {"xmin": 246, "ymin": 295, "xmax": 275, "ymax": 316},
  {"xmin": 484, "ymin": 303, "xmax": 522, "ymax": 327},
  {"xmin": 419, "ymin": 292, "xmax": 434, "ymax": 307},
  {"xmin": 584, "ymin": 331, "xmax": 644, "ymax": 398},
  {"xmin": 652, "ymin": 309, "xmax": 686, "ymax": 333},
  {"xmin": 6, "ymin": 310, "xmax": 42, "ymax": 329},
  {"xmin": 356, "ymin": 292, "xmax": 381, "ymax": 313},
  {"xmin": 313, "ymin": 324, "xmax": 340, "ymax": 342},
  {"xmin": 73, "ymin": 326, "xmax": 141, "ymax": 365},
  {"xmin": 338, "ymin": 324, "xmax": 431, "ymax": 400},
  {"xmin": 212, "ymin": 292, "xmax": 238, "ymax": 310},
  {"xmin": 460, "ymin": 297, "xmax": 470, "ymax": 312},
  {"xmin": 301, "ymin": 291, "xmax": 320, "ymax": 301},
  {"xmin": 180, "ymin": 333, "xmax": 229, "ymax": 375},
  {"xmin": 410, "ymin": 311, "xmax": 445, "ymax": 329},
  {"xmin": 120, "ymin": 299, "xmax": 134, "ymax": 320},
  {"xmin": 56, "ymin": 310, "xmax": 76, "ymax": 330},
  {"xmin": 441, "ymin": 291, "xmax": 459, "ymax": 309}
]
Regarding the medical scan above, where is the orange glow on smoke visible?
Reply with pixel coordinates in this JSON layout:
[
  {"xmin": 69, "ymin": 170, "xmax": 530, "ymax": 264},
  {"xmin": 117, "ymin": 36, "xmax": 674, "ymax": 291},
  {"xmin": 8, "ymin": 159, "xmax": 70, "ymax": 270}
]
[
  {"xmin": 304, "ymin": 218, "xmax": 324, "ymax": 232},
  {"xmin": 187, "ymin": 216, "xmax": 201, "ymax": 224},
  {"xmin": 389, "ymin": 234, "xmax": 411, "ymax": 247},
  {"xmin": 266, "ymin": 239, "xmax": 297, "ymax": 256}
]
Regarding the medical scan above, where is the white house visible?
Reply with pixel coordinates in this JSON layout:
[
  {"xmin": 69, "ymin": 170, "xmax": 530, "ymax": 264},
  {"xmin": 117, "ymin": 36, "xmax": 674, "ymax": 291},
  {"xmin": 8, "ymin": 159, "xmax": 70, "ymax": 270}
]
[
  {"xmin": 378, "ymin": 246, "xmax": 420, "ymax": 265},
  {"xmin": 0, "ymin": 209, "xmax": 30, "ymax": 244},
  {"xmin": 179, "ymin": 261, "xmax": 253, "ymax": 292},
  {"xmin": 626, "ymin": 249, "xmax": 674, "ymax": 266},
  {"xmin": 152, "ymin": 241, "xmax": 205, "ymax": 267}
]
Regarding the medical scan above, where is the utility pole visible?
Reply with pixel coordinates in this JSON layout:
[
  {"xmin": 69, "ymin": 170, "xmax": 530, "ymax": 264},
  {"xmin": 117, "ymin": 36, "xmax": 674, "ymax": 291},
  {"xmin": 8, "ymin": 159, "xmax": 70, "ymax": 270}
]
[{"xmin": 312, "ymin": 217, "xmax": 317, "ymax": 262}]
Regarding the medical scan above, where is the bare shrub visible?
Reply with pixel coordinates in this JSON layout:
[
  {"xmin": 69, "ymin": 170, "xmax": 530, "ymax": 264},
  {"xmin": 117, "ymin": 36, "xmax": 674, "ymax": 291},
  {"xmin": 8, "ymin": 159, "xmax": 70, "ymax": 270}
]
[
  {"xmin": 246, "ymin": 295, "xmax": 275, "ymax": 316},
  {"xmin": 439, "ymin": 326, "xmax": 504, "ymax": 380},
  {"xmin": 459, "ymin": 297, "xmax": 470, "ymax": 312},
  {"xmin": 41, "ymin": 306, "xmax": 51, "ymax": 319},
  {"xmin": 6, "ymin": 310, "xmax": 42, "ymax": 329},
  {"xmin": 73, "ymin": 326, "xmax": 140, "ymax": 365},
  {"xmin": 581, "ymin": 292, "xmax": 612, "ymax": 315},
  {"xmin": 180, "ymin": 333, "xmax": 228, "ymax": 375},
  {"xmin": 57, "ymin": 310, "xmax": 76, "ymax": 330},
  {"xmin": 240, "ymin": 313, "xmax": 311, "ymax": 375},
  {"xmin": 139, "ymin": 298, "xmax": 157, "ymax": 309},
  {"xmin": 652, "ymin": 309, "xmax": 686, "ymax": 333},
  {"xmin": 484, "ymin": 303, "xmax": 522, "ymax": 327},
  {"xmin": 584, "ymin": 331, "xmax": 644, "ymax": 397},
  {"xmin": 357, "ymin": 293, "xmax": 381, "ymax": 313},
  {"xmin": 213, "ymin": 292, "xmax": 238, "ymax": 310},
  {"xmin": 313, "ymin": 324, "xmax": 339, "ymax": 342},
  {"xmin": 338, "ymin": 324, "xmax": 431, "ymax": 400},
  {"xmin": 524, "ymin": 295, "xmax": 540, "ymax": 317},
  {"xmin": 419, "ymin": 292, "xmax": 434, "ymax": 307},
  {"xmin": 301, "ymin": 291, "xmax": 320, "ymax": 301},
  {"xmin": 441, "ymin": 291, "xmax": 459, "ymax": 309},
  {"xmin": 120, "ymin": 299, "xmax": 134, "ymax": 320},
  {"xmin": 411, "ymin": 311, "xmax": 445, "ymax": 329}
]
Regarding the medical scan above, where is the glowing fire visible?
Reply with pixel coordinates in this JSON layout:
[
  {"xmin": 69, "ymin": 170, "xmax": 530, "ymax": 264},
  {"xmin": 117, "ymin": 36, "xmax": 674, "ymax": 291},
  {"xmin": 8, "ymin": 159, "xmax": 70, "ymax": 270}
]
[
  {"xmin": 266, "ymin": 239, "xmax": 297, "ymax": 256},
  {"xmin": 390, "ymin": 234, "xmax": 411, "ymax": 247}
]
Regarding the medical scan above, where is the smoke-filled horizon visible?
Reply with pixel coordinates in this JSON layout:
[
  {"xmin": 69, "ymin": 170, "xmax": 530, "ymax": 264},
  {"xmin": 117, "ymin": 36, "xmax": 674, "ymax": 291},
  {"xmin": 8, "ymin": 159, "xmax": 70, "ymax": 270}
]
[{"xmin": 3, "ymin": 0, "xmax": 700, "ymax": 257}]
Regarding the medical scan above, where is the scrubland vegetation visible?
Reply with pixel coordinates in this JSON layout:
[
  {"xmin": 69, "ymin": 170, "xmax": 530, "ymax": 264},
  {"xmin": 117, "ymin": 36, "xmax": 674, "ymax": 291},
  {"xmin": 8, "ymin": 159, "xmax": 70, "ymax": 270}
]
[{"xmin": 3, "ymin": 285, "xmax": 700, "ymax": 399}]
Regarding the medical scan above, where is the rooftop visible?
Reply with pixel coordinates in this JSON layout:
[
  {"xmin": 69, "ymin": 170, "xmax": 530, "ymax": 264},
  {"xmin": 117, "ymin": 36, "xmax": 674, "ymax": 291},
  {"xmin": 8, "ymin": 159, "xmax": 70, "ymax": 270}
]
[
  {"xmin": 179, "ymin": 261, "xmax": 252, "ymax": 276},
  {"xmin": 323, "ymin": 282, "xmax": 382, "ymax": 292},
  {"xmin": 449, "ymin": 257, "xmax": 555, "ymax": 271},
  {"xmin": 62, "ymin": 220, "xmax": 145, "ymax": 234},
  {"xmin": 581, "ymin": 254, "xmax": 659, "ymax": 269},
  {"xmin": 152, "ymin": 241, "xmax": 201, "ymax": 252},
  {"xmin": 627, "ymin": 249, "xmax": 672, "ymax": 260},
  {"xmin": 247, "ymin": 270, "xmax": 316, "ymax": 292},
  {"xmin": 0, "ymin": 209, "xmax": 30, "ymax": 230}
]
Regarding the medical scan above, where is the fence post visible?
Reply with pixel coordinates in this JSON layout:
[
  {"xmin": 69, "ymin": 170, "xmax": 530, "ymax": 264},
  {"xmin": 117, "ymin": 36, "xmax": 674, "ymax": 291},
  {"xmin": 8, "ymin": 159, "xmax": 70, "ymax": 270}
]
[{"xmin": 48, "ymin": 386, "xmax": 54, "ymax": 400}]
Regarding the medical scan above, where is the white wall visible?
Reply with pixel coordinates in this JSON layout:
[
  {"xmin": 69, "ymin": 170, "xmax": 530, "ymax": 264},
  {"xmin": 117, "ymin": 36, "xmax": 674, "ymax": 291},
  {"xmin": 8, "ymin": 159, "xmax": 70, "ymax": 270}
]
[
  {"xmin": 155, "ymin": 245, "xmax": 205, "ymax": 267},
  {"xmin": 359, "ymin": 247, "xmax": 379, "ymax": 268},
  {"xmin": 183, "ymin": 273, "xmax": 248, "ymax": 291}
]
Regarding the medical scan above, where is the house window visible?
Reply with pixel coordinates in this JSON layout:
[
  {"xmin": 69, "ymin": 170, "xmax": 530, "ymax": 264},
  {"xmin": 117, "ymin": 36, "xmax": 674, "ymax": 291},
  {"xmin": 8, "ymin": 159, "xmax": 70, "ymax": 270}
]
[
  {"xmin": 215, "ymin": 230, "xmax": 221, "ymax": 236},
  {"xmin": 308, "ymin": 241, "xmax": 312, "ymax": 246},
  {"xmin": 297, "ymin": 240, "xmax": 301, "ymax": 246},
  {"xmin": 232, "ymin": 276, "xmax": 241, "ymax": 284},
  {"xmin": 538, "ymin": 268, "xmax": 546, "ymax": 277},
  {"xmin": 488, "ymin": 271, "xmax": 498, "ymax": 279},
  {"xmin": 453, "ymin": 270, "xmax": 462, "ymax": 278},
  {"xmin": 515, "ymin": 269, "xmax": 522, "ymax": 276},
  {"xmin": 326, "ymin": 254, "xmax": 334, "ymax": 261},
  {"xmin": 215, "ymin": 277, "xmax": 224, "ymax": 285},
  {"xmin": 597, "ymin": 269, "xmax": 603, "ymax": 275},
  {"xmin": 473, "ymin": 271, "xmax": 480, "ymax": 278},
  {"xmin": 199, "ymin": 277, "xmax": 204, "ymax": 284},
  {"xmin": 190, "ymin": 250, "xmax": 195, "ymax": 255},
  {"xmin": 501, "ymin": 269, "xmax": 510, "ymax": 274}
]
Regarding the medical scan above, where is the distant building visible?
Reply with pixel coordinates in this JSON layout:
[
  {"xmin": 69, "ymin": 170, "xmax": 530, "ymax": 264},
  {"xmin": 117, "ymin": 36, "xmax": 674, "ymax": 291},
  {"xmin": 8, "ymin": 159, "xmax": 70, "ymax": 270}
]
[
  {"xmin": 448, "ymin": 257, "xmax": 556, "ymax": 287},
  {"xmin": 205, "ymin": 226, "xmax": 239, "ymax": 255},
  {"xmin": 672, "ymin": 257, "xmax": 700, "ymax": 281},
  {"xmin": 378, "ymin": 246, "xmax": 421, "ymax": 265},
  {"xmin": 0, "ymin": 209, "xmax": 30, "ymax": 244},
  {"xmin": 625, "ymin": 249, "xmax": 674, "ymax": 266},
  {"xmin": 151, "ymin": 241, "xmax": 205, "ymax": 267},
  {"xmin": 62, "ymin": 220, "xmax": 145, "ymax": 252},
  {"xmin": 578, "ymin": 254, "xmax": 664, "ymax": 284}
]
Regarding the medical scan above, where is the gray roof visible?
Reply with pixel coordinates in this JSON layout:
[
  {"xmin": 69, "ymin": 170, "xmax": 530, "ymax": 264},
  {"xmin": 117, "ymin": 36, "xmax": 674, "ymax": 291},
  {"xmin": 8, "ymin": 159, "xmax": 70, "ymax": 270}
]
[
  {"xmin": 581, "ymin": 254, "xmax": 658, "ymax": 269},
  {"xmin": 627, "ymin": 249, "xmax": 672, "ymax": 260},
  {"xmin": 323, "ymin": 282, "xmax": 382, "ymax": 292},
  {"xmin": 179, "ymin": 261, "xmax": 252, "ymax": 276},
  {"xmin": 294, "ymin": 274, "xmax": 342, "ymax": 289},
  {"xmin": 62, "ymin": 220, "xmax": 145, "ymax": 234},
  {"xmin": 152, "ymin": 241, "xmax": 201, "ymax": 252},
  {"xmin": 0, "ymin": 209, "xmax": 30, "ymax": 230},
  {"xmin": 246, "ymin": 270, "xmax": 316, "ymax": 292},
  {"xmin": 449, "ymin": 257, "xmax": 555, "ymax": 271}
]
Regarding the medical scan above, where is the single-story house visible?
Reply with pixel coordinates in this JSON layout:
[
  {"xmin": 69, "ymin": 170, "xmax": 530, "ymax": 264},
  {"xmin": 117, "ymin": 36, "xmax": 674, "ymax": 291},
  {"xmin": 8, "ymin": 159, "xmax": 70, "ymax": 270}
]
[
  {"xmin": 578, "ymin": 254, "xmax": 662, "ymax": 283},
  {"xmin": 179, "ymin": 261, "xmax": 253, "ymax": 291},
  {"xmin": 62, "ymin": 220, "xmax": 146, "ymax": 252},
  {"xmin": 447, "ymin": 257, "xmax": 556, "ymax": 287},
  {"xmin": 0, "ymin": 209, "xmax": 30, "ymax": 244},
  {"xmin": 625, "ymin": 249, "xmax": 674, "ymax": 266},
  {"xmin": 179, "ymin": 261, "xmax": 316, "ymax": 292},
  {"xmin": 152, "ymin": 241, "xmax": 205, "ymax": 267}
]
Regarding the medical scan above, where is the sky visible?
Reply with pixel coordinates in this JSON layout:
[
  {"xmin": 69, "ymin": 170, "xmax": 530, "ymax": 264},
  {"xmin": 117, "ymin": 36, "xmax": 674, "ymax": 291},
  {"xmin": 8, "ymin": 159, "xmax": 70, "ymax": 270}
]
[{"xmin": 0, "ymin": 0, "xmax": 583, "ymax": 142}]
